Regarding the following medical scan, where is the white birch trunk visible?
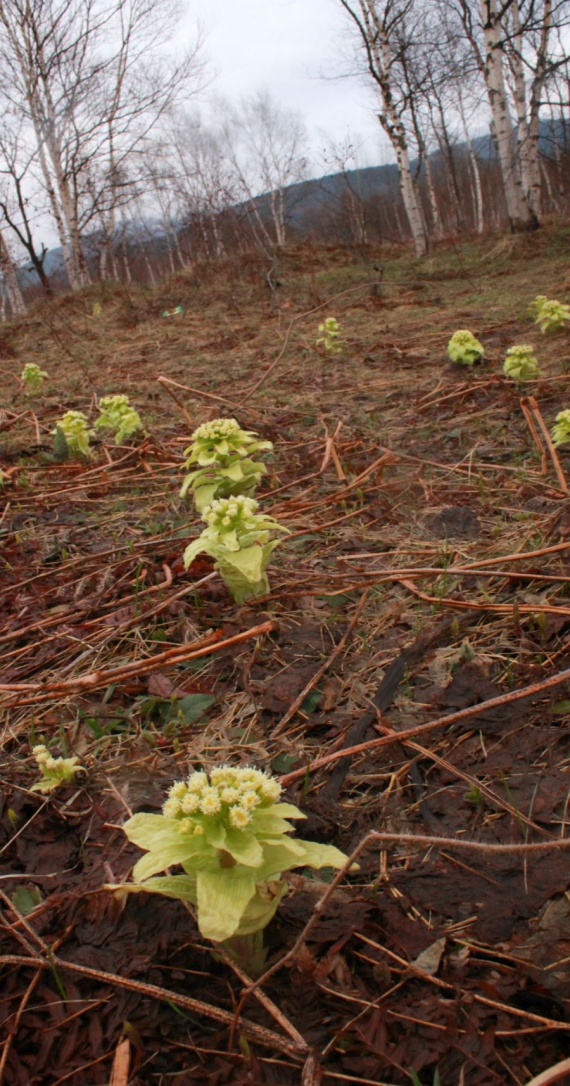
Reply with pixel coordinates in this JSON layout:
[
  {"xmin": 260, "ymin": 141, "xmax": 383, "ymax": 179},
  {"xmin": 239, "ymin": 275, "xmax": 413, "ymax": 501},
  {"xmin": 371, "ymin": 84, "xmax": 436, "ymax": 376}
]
[
  {"xmin": 481, "ymin": 0, "xmax": 532, "ymax": 229},
  {"xmin": 0, "ymin": 229, "xmax": 26, "ymax": 315}
]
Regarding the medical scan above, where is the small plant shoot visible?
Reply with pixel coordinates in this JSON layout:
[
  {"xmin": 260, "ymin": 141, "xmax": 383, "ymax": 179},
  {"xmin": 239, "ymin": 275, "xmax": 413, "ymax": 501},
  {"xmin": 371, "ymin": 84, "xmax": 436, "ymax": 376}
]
[
  {"xmin": 31, "ymin": 745, "xmax": 84, "ymax": 793},
  {"xmin": 503, "ymin": 345, "xmax": 541, "ymax": 381},
  {"xmin": 52, "ymin": 411, "xmax": 92, "ymax": 458},
  {"xmin": 95, "ymin": 394, "xmax": 143, "ymax": 444},
  {"xmin": 551, "ymin": 410, "xmax": 570, "ymax": 447},
  {"xmin": 447, "ymin": 330, "xmax": 484, "ymax": 366},
  {"xmin": 317, "ymin": 317, "xmax": 343, "ymax": 354},
  {"xmin": 181, "ymin": 418, "xmax": 273, "ymax": 512},
  {"xmin": 183, "ymin": 495, "xmax": 288, "ymax": 603},
  {"xmin": 21, "ymin": 363, "xmax": 49, "ymax": 395},
  {"xmin": 109, "ymin": 765, "xmax": 353, "ymax": 948},
  {"xmin": 530, "ymin": 295, "xmax": 570, "ymax": 334}
]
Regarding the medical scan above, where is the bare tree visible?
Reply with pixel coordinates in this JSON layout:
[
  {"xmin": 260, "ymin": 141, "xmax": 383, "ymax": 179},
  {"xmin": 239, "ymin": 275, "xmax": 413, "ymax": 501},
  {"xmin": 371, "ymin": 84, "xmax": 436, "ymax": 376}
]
[
  {"xmin": 447, "ymin": 0, "xmax": 570, "ymax": 229},
  {"xmin": 336, "ymin": 0, "xmax": 429, "ymax": 256},
  {"xmin": 218, "ymin": 92, "xmax": 308, "ymax": 250},
  {"xmin": 0, "ymin": 0, "xmax": 206, "ymax": 289}
]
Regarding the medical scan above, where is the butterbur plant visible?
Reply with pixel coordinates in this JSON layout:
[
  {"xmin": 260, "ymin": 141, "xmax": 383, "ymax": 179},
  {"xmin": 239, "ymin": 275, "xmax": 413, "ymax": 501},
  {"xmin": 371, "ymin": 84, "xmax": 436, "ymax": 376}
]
[
  {"xmin": 31, "ymin": 745, "xmax": 84, "ymax": 793},
  {"xmin": 21, "ymin": 363, "xmax": 49, "ymax": 394},
  {"xmin": 503, "ymin": 345, "xmax": 541, "ymax": 382},
  {"xmin": 530, "ymin": 296, "xmax": 570, "ymax": 334},
  {"xmin": 95, "ymin": 394, "xmax": 143, "ymax": 444},
  {"xmin": 317, "ymin": 316, "xmax": 343, "ymax": 354},
  {"xmin": 181, "ymin": 418, "xmax": 273, "ymax": 513},
  {"xmin": 108, "ymin": 766, "xmax": 353, "ymax": 959},
  {"xmin": 183, "ymin": 495, "xmax": 288, "ymax": 603},
  {"xmin": 447, "ymin": 330, "xmax": 484, "ymax": 366},
  {"xmin": 551, "ymin": 410, "xmax": 570, "ymax": 447},
  {"xmin": 52, "ymin": 411, "xmax": 92, "ymax": 458}
]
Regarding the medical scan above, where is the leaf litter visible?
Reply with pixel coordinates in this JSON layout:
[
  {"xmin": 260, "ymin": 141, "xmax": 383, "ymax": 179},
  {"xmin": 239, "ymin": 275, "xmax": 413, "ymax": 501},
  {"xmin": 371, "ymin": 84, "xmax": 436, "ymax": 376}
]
[{"xmin": 1, "ymin": 234, "xmax": 570, "ymax": 1083}]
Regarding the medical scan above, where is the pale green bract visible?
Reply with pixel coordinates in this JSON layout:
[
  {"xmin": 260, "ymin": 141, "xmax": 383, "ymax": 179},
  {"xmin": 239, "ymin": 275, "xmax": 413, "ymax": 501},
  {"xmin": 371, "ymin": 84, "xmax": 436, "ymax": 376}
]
[
  {"xmin": 95, "ymin": 395, "xmax": 143, "ymax": 444},
  {"xmin": 447, "ymin": 330, "xmax": 484, "ymax": 366},
  {"xmin": 180, "ymin": 417, "xmax": 273, "ymax": 512},
  {"xmin": 31, "ymin": 744, "xmax": 84, "ymax": 793},
  {"xmin": 183, "ymin": 495, "xmax": 288, "ymax": 603},
  {"xmin": 108, "ymin": 765, "xmax": 354, "ymax": 944},
  {"xmin": 530, "ymin": 296, "xmax": 570, "ymax": 334},
  {"xmin": 52, "ymin": 411, "xmax": 92, "ymax": 457},
  {"xmin": 317, "ymin": 316, "xmax": 342, "ymax": 354},
  {"xmin": 551, "ymin": 410, "xmax": 570, "ymax": 448},
  {"xmin": 502, "ymin": 345, "xmax": 541, "ymax": 382},
  {"xmin": 21, "ymin": 363, "xmax": 49, "ymax": 394}
]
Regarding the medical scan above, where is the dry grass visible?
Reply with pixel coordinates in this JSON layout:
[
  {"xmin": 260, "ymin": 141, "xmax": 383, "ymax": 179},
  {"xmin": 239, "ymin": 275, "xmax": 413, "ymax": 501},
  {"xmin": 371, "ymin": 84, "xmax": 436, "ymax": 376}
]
[{"xmin": 1, "ymin": 225, "xmax": 570, "ymax": 1085}]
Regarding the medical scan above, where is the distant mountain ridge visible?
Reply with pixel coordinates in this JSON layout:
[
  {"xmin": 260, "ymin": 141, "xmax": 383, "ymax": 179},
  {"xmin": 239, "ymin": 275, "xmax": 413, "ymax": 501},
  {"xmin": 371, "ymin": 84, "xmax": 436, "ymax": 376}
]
[{"xmin": 19, "ymin": 118, "xmax": 568, "ymax": 284}]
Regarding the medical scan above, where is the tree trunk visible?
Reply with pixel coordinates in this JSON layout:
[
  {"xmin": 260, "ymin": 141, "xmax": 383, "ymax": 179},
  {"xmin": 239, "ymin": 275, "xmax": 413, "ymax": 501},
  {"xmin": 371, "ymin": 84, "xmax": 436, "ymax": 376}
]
[{"xmin": 481, "ymin": 0, "xmax": 533, "ymax": 230}]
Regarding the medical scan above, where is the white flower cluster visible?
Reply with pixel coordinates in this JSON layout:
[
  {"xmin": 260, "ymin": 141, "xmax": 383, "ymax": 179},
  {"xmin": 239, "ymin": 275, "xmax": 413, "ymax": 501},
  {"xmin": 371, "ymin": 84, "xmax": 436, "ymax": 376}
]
[
  {"xmin": 203, "ymin": 494, "xmax": 258, "ymax": 529},
  {"xmin": 32, "ymin": 744, "xmax": 60, "ymax": 772},
  {"xmin": 162, "ymin": 766, "xmax": 282, "ymax": 832},
  {"xmin": 191, "ymin": 418, "xmax": 242, "ymax": 442}
]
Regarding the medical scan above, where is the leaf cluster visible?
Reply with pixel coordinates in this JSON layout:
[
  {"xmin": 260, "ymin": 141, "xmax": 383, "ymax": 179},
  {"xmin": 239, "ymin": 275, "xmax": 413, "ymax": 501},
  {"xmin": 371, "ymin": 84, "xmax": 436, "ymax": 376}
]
[
  {"xmin": 317, "ymin": 316, "xmax": 343, "ymax": 354},
  {"xmin": 447, "ymin": 329, "xmax": 484, "ymax": 366},
  {"xmin": 183, "ymin": 495, "xmax": 289, "ymax": 604},
  {"xmin": 94, "ymin": 394, "xmax": 143, "ymax": 444},
  {"xmin": 21, "ymin": 363, "xmax": 49, "ymax": 395},
  {"xmin": 180, "ymin": 417, "xmax": 273, "ymax": 512},
  {"xmin": 502, "ymin": 344, "xmax": 541, "ymax": 382},
  {"xmin": 530, "ymin": 295, "xmax": 570, "ymax": 334},
  {"xmin": 109, "ymin": 766, "xmax": 352, "ymax": 943}
]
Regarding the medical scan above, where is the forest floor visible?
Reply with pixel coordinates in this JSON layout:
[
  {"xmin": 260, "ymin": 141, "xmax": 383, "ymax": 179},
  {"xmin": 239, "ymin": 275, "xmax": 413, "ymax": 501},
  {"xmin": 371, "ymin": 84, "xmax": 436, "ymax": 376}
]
[{"xmin": 1, "ymin": 226, "xmax": 570, "ymax": 1086}]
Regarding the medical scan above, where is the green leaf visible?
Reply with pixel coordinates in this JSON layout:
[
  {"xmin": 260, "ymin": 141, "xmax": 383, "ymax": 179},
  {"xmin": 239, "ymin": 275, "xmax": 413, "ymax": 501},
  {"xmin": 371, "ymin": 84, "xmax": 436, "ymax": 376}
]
[
  {"xmin": 196, "ymin": 868, "xmax": 258, "ymax": 941},
  {"xmin": 223, "ymin": 829, "xmax": 264, "ymax": 867},
  {"xmin": 176, "ymin": 694, "xmax": 215, "ymax": 724},
  {"xmin": 220, "ymin": 545, "xmax": 264, "ymax": 583},
  {"xmin": 107, "ymin": 874, "xmax": 198, "ymax": 904},
  {"xmin": 234, "ymin": 880, "xmax": 288, "ymax": 936},
  {"xmin": 296, "ymin": 839, "xmax": 356, "ymax": 870},
  {"xmin": 133, "ymin": 835, "xmax": 210, "ymax": 881},
  {"xmin": 11, "ymin": 885, "xmax": 43, "ymax": 916}
]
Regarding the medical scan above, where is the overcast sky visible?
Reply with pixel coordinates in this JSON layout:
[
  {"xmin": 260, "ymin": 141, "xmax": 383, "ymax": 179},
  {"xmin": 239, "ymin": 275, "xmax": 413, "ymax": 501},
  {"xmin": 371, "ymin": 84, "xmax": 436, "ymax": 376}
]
[{"xmin": 186, "ymin": 0, "xmax": 393, "ymax": 176}]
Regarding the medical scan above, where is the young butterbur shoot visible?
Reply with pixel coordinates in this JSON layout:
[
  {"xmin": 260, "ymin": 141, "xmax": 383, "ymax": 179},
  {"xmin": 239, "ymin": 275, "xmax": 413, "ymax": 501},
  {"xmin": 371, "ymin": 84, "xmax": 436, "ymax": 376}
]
[
  {"xmin": 317, "ymin": 316, "xmax": 343, "ymax": 355},
  {"xmin": 95, "ymin": 394, "xmax": 143, "ymax": 444},
  {"xmin": 31, "ymin": 745, "xmax": 84, "ymax": 793},
  {"xmin": 503, "ymin": 345, "xmax": 541, "ymax": 382},
  {"xmin": 21, "ymin": 363, "xmax": 49, "ymax": 395},
  {"xmin": 551, "ymin": 410, "xmax": 570, "ymax": 448},
  {"xmin": 52, "ymin": 411, "xmax": 92, "ymax": 458},
  {"xmin": 183, "ymin": 495, "xmax": 288, "ymax": 604},
  {"xmin": 181, "ymin": 418, "xmax": 273, "ymax": 513},
  {"xmin": 162, "ymin": 306, "xmax": 183, "ymax": 318},
  {"xmin": 447, "ymin": 330, "xmax": 485, "ymax": 366},
  {"xmin": 108, "ymin": 765, "xmax": 354, "ymax": 966},
  {"xmin": 530, "ymin": 296, "xmax": 570, "ymax": 334}
]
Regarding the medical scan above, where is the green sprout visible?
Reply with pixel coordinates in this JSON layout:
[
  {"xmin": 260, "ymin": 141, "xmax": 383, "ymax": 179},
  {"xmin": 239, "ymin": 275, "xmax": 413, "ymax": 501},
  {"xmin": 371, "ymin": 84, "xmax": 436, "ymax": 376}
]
[
  {"xmin": 503, "ymin": 344, "xmax": 541, "ymax": 382},
  {"xmin": 31, "ymin": 745, "xmax": 84, "ymax": 793},
  {"xmin": 183, "ymin": 495, "xmax": 288, "ymax": 604},
  {"xmin": 21, "ymin": 363, "xmax": 49, "ymax": 395},
  {"xmin": 108, "ymin": 765, "xmax": 354, "ymax": 950},
  {"xmin": 530, "ymin": 296, "xmax": 570, "ymax": 334},
  {"xmin": 52, "ymin": 411, "xmax": 92, "ymax": 458},
  {"xmin": 92, "ymin": 302, "xmax": 103, "ymax": 318},
  {"xmin": 447, "ymin": 329, "xmax": 484, "ymax": 366},
  {"xmin": 551, "ymin": 410, "xmax": 570, "ymax": 448},
  {"xmin": 162, "ymin": 306, "xmax": 183, "ymax": 318},
  {"xmin": 180, "ymin": 418, "xmax": 273, "ymax": 513},
  {"xmin": 317, "ymin": 317, "xmax": 343, "ymax": 355},
  {"xmin": 94, "ymin": 394, "xmax": 143, "ymax": 444}
]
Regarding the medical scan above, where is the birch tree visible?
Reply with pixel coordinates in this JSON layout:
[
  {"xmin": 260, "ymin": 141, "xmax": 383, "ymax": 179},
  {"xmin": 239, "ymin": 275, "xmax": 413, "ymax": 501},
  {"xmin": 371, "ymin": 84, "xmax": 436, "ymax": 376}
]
[
  {"xmin": 0, "ymin": 0, "xmax": 205, "ymax": 290},
  {"xmin": 337, "ymin": 0, "xmax": 429, "ymax": 256},
  {"xmin": 448, "ymin": 0, "xmax": 570, "ymax": 229}
]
